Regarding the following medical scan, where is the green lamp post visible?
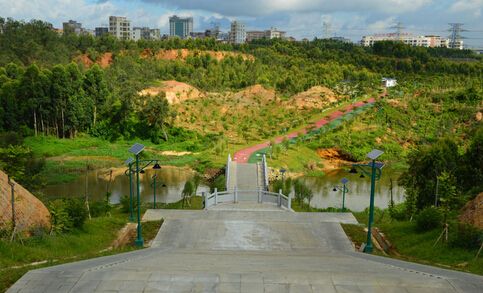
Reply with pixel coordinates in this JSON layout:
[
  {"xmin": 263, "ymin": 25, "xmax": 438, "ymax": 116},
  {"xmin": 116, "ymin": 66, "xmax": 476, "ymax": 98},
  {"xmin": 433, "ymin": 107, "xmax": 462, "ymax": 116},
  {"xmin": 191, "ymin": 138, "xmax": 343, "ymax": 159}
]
[
  {"xmin": 149, "ymin": 164, "xmax": 165, "ymax": 209},
  {"xmin": 129, "ymin": 143, "xmax": 145, "ymax": 247},
  {"xmin": 124, "ymin": 157, "xmax": 135, "ymax": 222},
  {"xmin": 349, "ymin": 149, "xmax": 384, "ymax": 254},
  {"xmin": 332, "ymin": 177, "xmax": 349, "ymax": 211}
]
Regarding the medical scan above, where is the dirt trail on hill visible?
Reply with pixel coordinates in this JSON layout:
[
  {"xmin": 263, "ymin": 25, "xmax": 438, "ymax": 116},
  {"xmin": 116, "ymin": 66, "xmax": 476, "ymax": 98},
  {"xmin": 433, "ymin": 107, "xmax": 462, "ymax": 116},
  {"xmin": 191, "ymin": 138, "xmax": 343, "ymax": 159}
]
[{"xmin": 233, "ymin": 98, "xmax": 376, "ymax": 163}]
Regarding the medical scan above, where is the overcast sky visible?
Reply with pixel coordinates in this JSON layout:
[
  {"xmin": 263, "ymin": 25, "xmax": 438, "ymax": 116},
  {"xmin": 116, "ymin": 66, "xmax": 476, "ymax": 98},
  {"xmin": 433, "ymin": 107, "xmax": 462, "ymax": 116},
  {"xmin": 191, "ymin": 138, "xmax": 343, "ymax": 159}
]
[{"xmin": 1, "ymin": 0, "xmax": 482, "ymax": 47}]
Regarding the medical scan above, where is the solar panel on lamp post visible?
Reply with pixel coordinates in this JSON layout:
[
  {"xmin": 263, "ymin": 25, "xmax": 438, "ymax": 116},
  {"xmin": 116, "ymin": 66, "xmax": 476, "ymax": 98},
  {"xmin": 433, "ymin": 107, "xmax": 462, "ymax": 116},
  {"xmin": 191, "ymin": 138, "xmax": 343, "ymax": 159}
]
[{"xmin": 128, "ymin": 143, "xmax": 145, "ymax": 247}]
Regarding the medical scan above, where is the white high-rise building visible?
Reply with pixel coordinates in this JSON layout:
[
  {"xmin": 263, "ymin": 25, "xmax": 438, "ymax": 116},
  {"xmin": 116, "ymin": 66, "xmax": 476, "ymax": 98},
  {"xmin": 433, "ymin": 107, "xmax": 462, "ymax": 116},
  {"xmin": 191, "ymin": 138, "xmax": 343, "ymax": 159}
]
[
  {"xmin": 230, "ymin": 21, "xmax": 246, "ymax": 44},
  {"xmin": 109, "ymin": 16, "xmax": 131, "ymax": 40}
]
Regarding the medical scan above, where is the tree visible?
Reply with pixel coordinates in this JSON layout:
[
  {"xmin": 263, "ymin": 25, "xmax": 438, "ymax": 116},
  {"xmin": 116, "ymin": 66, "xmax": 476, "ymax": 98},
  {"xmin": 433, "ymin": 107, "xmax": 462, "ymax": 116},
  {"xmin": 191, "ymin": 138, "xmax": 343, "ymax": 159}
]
[
  {"xmin": 181, "ymin": 180, "xmax": 194, "ymax": 208},
  {"xmin": 399, "ymin": 138, "xmax": 460, "ymax": 211},
  {"xmin": 83, "ymin": 64, "xmax": 108, "ymax": 127},
  {"xmin": 18, "ymin": 64, "xmax": 50, "ymax": 136},
  {"xmin": 140, "ymin": 93, "xmax": 176, "ymax": 143}
]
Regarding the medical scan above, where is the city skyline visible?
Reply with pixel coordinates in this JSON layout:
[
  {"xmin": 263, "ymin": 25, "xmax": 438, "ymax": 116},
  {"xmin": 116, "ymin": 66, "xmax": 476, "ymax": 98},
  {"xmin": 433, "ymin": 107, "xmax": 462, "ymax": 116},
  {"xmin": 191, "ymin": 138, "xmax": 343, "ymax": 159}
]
[{"xmin": 1, "ymin": 0, "xmax": 482, "ymax": 47}]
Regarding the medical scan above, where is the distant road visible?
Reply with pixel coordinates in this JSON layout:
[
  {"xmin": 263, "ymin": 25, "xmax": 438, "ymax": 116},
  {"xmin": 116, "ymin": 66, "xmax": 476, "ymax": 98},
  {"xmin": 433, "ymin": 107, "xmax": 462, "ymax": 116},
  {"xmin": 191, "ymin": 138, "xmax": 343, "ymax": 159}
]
[{"xmin": 233, "ymin": 97, "xmax": 376, "ymax": 163}]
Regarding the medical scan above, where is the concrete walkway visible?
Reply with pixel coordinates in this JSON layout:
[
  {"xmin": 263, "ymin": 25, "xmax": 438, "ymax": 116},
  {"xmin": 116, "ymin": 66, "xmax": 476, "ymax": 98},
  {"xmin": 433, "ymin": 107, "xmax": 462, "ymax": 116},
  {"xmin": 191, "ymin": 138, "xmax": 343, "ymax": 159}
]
[{"xmin": 8, "ymin": 209, "xmax": 483, "ymax": 293}]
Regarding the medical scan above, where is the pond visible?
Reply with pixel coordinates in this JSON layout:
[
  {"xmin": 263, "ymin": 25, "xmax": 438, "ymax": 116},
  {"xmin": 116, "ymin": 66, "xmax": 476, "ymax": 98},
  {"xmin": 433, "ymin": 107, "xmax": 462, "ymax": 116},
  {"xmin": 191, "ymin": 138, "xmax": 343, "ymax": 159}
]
[
  {"xmin": 302, "ymin": 168, "xmax": 406, "ymax": 211},
  {"xmin": 42, "ymin": 166, "xmax": 407, "ymax": 212},
  {"xmin": 41, "ymin": 167, "xmax": 211, "ymax": 204}
]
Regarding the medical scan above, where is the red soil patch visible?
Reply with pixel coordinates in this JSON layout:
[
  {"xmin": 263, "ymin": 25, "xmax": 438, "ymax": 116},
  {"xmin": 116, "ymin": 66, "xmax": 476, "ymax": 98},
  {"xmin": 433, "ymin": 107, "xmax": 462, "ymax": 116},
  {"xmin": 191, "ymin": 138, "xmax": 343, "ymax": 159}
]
[
  {"xmin": 287, "ymin": 86, "xmax": 340, "ymax": 109},
  {"xmin": 232, "ymin": 84, "xmax": 276, "ymax": 104},
  {"xmin": 139, "ymin": 80, "xmax": 205, "ymax": 104},
  {"xmin": 155, "ymin": 49, "xmax": 254, "ymax": 62},
  {"xmin": 75, "ymin": 52, "xmax": 113, "ymax": 69}
]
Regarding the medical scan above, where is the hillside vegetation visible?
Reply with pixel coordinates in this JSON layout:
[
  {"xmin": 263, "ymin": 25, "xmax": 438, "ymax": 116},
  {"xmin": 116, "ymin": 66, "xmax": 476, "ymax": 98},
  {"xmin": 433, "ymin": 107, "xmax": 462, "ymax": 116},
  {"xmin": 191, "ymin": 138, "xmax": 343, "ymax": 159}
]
[{"xmin": 0, "ymin": 17, "xmax": 481, "ymax": 188}]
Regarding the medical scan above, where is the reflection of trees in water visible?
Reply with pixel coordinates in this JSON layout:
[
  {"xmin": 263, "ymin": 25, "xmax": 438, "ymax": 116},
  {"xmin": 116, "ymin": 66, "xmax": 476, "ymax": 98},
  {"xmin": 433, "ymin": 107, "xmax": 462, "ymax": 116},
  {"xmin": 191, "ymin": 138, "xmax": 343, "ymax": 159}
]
[
  {"xmin": 42, "ymin": 168, "xmax": 205, "ymax": 205},
  {"xmin": 304, "ymin": 168, "xmax": 406, "ymax": 211}
]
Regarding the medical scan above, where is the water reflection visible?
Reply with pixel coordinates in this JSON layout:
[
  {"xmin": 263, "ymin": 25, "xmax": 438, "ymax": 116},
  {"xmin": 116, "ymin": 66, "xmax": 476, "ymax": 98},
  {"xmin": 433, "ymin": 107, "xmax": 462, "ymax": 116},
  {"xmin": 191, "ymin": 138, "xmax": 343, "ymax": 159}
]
[
  {"xmin": 42, "ymin": 167, "xmax": 210, "ymax": 204},
  {"xmin": 302, "ymin": 168, "xmax": 406, "ymax": 211}
]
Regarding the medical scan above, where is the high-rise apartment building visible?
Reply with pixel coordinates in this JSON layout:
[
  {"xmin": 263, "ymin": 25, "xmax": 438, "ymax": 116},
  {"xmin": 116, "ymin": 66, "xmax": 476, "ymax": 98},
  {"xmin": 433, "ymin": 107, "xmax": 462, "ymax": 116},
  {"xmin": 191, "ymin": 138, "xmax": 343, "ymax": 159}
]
[
  {"xmin": 229, "ymin": 21, "xmax": 246, "ymax": 44},
  {"xmin": 169, "ymin": 15, "xmax": 193, "ymax": 39},
  {"xmin": 109, "ymin": 16, "xmax": 131, "ymax": 40},
  {"xmin": 95, "ymin": 27, "xmax": 109, "ymax": 37},
  {"xmin": 63, "ymin": 20, "xmax": 83, "ymax": 35}
]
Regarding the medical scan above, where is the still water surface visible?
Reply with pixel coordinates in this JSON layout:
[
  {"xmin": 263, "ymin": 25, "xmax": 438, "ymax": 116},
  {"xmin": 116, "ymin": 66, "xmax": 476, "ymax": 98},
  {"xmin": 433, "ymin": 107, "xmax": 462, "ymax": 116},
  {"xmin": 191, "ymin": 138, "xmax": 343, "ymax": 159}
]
[
  {"xmin": 42, "ymin": 167, "xmax": 406, "ymax": 211},
  {"xmin": 42, "ymin": 167, "xmax": 210, "ymax": 204},
  {"xmin": 303, "ymin": 168, "xmax": 405, "ymax": 211}
]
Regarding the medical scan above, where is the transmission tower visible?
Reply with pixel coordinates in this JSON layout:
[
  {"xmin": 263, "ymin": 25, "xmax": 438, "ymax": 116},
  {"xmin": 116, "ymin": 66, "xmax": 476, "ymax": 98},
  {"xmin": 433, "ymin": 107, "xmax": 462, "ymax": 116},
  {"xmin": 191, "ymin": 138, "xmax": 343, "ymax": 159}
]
[
  {"xmin": 322, "ymin": 21, "xmax": 332, "ymax": 39},
  {"xmin": 390, "ymin": 22, "xmax": 405, "ymax": 40},
  {"xmin": 448, "ymin": 23, "xmax": 465, "ymax": 49}
]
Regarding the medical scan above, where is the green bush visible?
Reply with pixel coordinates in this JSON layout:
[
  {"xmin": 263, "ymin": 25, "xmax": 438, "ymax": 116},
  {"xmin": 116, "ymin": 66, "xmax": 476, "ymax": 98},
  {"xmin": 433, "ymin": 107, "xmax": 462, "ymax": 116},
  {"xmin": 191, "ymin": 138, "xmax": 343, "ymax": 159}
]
[
  {"xmin": 415, "ymin": 207, "xmax": 442, "ymax": 232},
  {"xmin": 388, "ymin": 202, "xmax": 408, "ymax": 221},
  {"xmin": 89, "ymin": 200, "xmax": 111, "ymax": 217},
  {"xmin": 449, "ymin": 223, "xmax": 482, "ymax": 249},
  {"xmin": 49, "ymin": 198, "xmax": 88, "ymax": 233},
  {"xmin": 120, "ymin": 195, "xmax": 136, "ymax": 213},
  {"xmin": 64, "ymin": 198, "xmax": 88, "ymax": 228},
  {"xmin": 49, "ymin": 199, "xmax": 73, "ymax": 233}
]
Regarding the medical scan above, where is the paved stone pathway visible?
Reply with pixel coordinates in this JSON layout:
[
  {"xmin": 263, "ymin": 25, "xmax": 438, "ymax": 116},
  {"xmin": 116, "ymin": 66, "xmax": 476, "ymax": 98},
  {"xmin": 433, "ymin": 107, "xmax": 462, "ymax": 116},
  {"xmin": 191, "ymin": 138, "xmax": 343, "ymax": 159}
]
[{"xmin": 8, "ymin": 208, "xmax": 483, "ymax": 292}]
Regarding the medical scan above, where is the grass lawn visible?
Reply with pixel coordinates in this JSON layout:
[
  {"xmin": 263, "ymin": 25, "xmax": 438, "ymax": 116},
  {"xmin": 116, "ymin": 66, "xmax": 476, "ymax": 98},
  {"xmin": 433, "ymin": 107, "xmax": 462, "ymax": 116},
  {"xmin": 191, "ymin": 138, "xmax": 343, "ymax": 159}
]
[
  {"xmin": 24, "ymin": 134, "xmax": 200, "ymax": 185},
  {"xmin": 347, "ymin": 210, "xmax": 483, "ymax": 275},
  {"xmin": 0, "ymin": 211, "xmax": 130, "ymax": 292}
]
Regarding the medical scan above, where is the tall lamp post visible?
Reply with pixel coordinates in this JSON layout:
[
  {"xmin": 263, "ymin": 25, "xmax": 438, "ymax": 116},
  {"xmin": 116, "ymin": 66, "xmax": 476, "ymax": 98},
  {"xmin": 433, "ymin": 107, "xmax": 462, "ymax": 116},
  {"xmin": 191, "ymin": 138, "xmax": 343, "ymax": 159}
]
[
  {"xmin": 280, "ymin": 168, "xmax": 286, "ymax": 184},
  {"xmin": 332, "ymin": 177, "xmax": 349, "ymax": 211},
  {"xmin": 128, "ymin": 143, "xmax": 165, "ymax": 247},
  {"xmin": 129, "ymin": 143, "xmax": 145, "ymax": 247},
  {"xmin": 124, "ymin": 157, "xmax": 135, "ymax": 222},
  {"xmin": 150, "ymin": 171, "xmax": 167, "ymax": 209},
  {"xmin": 349, "ymin": 149, "xmax": 384, "ymax": 253}
]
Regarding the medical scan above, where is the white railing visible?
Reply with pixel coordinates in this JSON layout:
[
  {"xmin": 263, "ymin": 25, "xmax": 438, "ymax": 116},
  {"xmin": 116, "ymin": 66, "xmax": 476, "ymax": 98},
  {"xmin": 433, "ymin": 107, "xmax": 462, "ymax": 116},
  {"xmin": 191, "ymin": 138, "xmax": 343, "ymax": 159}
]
[
  {"xmin": 262, "ymin": 154, "xmax": 269, "ymax": 189},
  {"xmin": 225, "ymin": 154, "xmax": 231, "ymax": 190},
  {"xmin": 203, "ymin": 188, "xmax": 292, "ymax": 211}
]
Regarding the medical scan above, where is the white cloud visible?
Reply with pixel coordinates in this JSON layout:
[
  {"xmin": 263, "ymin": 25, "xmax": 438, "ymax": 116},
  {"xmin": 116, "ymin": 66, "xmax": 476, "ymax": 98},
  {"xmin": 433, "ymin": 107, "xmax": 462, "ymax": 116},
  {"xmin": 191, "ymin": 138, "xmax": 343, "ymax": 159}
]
[
  {"xmin": 144, "ymin": 0, "xmax": 433, "ymax": 16},
  {"xmin": 367, "ymin": 17, "xmax": 397, "ymax": 31},
  {"xmin": 450, "ymin": 0, "xmax": 483, "ymax": 17}
]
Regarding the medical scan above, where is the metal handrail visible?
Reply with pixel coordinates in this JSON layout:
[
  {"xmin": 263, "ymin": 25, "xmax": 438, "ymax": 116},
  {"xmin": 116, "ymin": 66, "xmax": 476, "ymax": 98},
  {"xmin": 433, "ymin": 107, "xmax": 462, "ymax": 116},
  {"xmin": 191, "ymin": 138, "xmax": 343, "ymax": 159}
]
[{"xmin": 203, "ymin": 188, "xmax": 292, "ymax": 211}]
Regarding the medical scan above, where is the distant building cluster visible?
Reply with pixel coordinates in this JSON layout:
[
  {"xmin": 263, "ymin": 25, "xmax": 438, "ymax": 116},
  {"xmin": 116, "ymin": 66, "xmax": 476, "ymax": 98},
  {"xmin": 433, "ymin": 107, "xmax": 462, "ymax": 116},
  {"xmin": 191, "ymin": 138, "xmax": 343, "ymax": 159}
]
[
  {"xmin": 361, "ymin": 33, "xmax": 464, "ymax": 50},
  {"xmin": 58, "ymin": 15, "xmax": 291, "ymax": 45},
  {"xmin": 57, "ymin": 16, "xmax": 468, "ymax": 50}
]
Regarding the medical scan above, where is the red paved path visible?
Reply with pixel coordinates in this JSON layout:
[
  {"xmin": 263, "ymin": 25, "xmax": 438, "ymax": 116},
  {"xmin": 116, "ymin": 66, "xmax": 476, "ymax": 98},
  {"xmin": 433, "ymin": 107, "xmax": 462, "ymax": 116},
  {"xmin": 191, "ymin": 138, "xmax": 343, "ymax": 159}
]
[{"xmin": 233, "ymin": 98, "xmax": 376, "ymax": 163}]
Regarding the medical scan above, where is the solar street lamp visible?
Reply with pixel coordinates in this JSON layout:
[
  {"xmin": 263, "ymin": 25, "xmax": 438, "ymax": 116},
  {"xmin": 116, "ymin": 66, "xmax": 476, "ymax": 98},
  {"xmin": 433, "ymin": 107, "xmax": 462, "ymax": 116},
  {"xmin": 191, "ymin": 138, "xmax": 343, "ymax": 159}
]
[
  {"xmin": 332, "ymin": 177, "xmax": 349, "ymax": 211},
  {"xmin": 350, "ymin": 149, "xmax": 384, "ymax": 253}
]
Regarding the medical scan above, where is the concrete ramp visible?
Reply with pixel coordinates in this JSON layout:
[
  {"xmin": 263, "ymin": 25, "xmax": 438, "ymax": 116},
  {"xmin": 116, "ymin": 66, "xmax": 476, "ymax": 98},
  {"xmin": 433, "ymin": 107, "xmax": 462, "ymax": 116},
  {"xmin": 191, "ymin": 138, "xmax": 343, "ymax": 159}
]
[{"xmin": 148, "ymin": 210, "xmax": 356, "ymax": 253}]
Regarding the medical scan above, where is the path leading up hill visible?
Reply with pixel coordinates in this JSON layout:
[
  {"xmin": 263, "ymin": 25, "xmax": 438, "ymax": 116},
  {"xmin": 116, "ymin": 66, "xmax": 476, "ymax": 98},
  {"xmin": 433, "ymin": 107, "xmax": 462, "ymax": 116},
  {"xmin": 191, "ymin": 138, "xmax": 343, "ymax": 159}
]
[{"xmin": 233, "ymin": 98, "xmax": 376, "ymax": 163}]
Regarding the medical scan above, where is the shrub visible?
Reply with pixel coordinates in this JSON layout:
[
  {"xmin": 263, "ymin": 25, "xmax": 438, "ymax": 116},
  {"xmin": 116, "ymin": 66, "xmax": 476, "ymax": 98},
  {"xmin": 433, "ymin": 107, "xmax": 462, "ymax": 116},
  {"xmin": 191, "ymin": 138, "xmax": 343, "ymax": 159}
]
[
  {"xmin": 120, "ymin": 195, "xmax": 136, "ymax": 213},
  {"xmin": 64, "ymin": 198, "xmax": 88, "ymax": 228},
  {"xmin": 388, "ymin": 202, "xmax": 408, "ymax": 221},
  {"xmin": 49, "ymin": 198, "xmax": 88, "ymax": 233},
  {"xmin": 89, "ymin": 200, "xmax": 111, "ymax": 217},
  {"xmin": 449, "ymin": 223, "xmax": 482, "ymax": 250},
  {"xmin": 415, "ymin": 207, "xmax": 442, "ymax": 232},
  {"xmin": 49, "ymin": 199, "xmax": 73, "ymax": 234}
]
